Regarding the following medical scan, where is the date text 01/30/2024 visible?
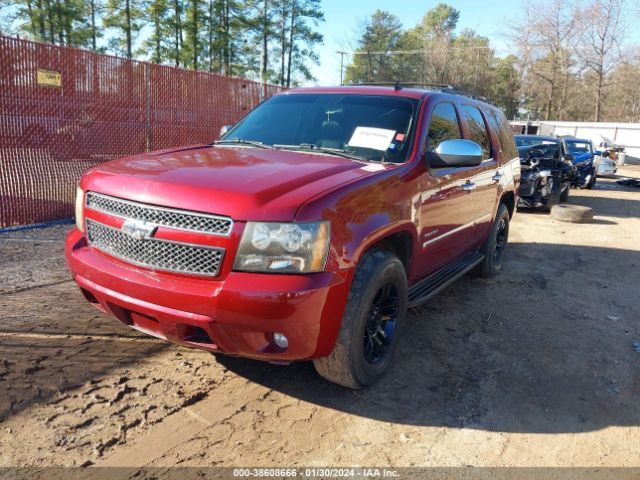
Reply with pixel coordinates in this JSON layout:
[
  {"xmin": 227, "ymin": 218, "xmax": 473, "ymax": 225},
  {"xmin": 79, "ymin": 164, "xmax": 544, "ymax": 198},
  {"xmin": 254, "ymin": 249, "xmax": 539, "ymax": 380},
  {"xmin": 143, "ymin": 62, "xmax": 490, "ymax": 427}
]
[{"xmin": 232, "ymin": 468, "xmax": 401, "ymax": 478}]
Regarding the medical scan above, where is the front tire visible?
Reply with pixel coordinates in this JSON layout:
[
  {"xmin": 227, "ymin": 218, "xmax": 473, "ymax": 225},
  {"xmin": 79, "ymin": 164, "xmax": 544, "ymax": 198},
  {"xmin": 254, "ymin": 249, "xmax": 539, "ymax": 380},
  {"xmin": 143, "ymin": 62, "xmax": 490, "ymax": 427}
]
[
  {"xmin": 559, "ymin": 182, "xmax": 570, "ymax": 202},
  {"xmin": 477, "ymin": 203, "xmax": 510, "ymax": 278},
  {"xmin": 542, "ymin": 178, "xmax": 562, "ymax": 212},
  {"xmin": 313, "ymin": 250, "xmax": 407, "ymax": 389}
]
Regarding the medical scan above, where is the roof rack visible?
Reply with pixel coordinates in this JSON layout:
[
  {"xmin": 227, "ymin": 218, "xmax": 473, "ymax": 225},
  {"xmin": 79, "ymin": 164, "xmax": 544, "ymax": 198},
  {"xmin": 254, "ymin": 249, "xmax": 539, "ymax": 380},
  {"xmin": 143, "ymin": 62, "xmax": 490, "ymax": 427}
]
[
  {"xmin": 344, "ymin": 81, "xmax": 488, "ymax": 102},
  {"xmin": 448, "ymin": 89, "xmax": 488, "ymax": 102},
  {"xmin": 345, "ymin": 81, "xmax": 454, "ymax": 91}
]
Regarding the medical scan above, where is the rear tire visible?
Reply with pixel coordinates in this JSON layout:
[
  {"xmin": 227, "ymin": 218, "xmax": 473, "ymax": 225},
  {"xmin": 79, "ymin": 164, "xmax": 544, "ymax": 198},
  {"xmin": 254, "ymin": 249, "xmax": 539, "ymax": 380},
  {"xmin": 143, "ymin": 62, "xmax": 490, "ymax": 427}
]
[
  {"xmin": 477, "ymin": 203, "xmax": 510, "ymax": 278},
  {"xmin": 313, "ymin": 249, "xmax": 407, "ymax": 389}
]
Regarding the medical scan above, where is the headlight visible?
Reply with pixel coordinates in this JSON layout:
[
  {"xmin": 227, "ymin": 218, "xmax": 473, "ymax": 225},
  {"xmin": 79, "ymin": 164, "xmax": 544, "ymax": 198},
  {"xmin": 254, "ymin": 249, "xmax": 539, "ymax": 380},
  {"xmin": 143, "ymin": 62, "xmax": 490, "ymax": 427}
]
[
  {"xmin": 234, "ymin": 221, "xmax": 330, "ymax": 273},
  {"xmin": 75, "ymin": 186, "xmax": 85, "ymax": 233}
]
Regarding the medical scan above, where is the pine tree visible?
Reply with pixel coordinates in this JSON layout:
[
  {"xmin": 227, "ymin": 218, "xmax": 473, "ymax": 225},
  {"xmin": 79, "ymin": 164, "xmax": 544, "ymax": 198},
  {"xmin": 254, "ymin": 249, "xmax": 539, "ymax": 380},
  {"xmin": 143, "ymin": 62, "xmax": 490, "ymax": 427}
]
[
  {"xmin": 183, "ymin": 0, "xmax": 207, "ymax": 70},
  {"xmin": 281, "ymin": 0, "xmax": 323, "ymax": 86},
  {"xmin": 103, "ymin": 0, "xmax": 145, "ymax": 58},
  {"xmin": 220, "ymin": 0, "xmax": 260, "ymax": 77},
  {"xmin": 205, "ymin": 0, "xmax": 219, "ymax": 72},
  {"xmin": 17, "ymin": 0, "xmax": 56, "ymax": 43},
  {"xmin": 345, "ymin": 10, "xmax": 402, "ymax": 84},
  {"xmin": 259, "ymin": 0, "xmax": 272, "ymax": 83},
  {"xmin": 16, "ymin": 0, "xmax": 89, "ymax": 47},
  {"xmin": 81, "ymin": 0, "xmax": 105, "ymax": 51},
  {"xmin": 139, "ymin": 0, "xmax": 170, "ymax": 63}
]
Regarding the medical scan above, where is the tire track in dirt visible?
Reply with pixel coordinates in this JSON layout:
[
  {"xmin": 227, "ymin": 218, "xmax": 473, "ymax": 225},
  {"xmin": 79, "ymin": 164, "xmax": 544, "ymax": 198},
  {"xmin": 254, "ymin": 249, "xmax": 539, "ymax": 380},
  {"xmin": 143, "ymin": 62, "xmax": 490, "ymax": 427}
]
[{"xmin": 1, "ymin": 170, "xmax": 640, "ymax": 468}]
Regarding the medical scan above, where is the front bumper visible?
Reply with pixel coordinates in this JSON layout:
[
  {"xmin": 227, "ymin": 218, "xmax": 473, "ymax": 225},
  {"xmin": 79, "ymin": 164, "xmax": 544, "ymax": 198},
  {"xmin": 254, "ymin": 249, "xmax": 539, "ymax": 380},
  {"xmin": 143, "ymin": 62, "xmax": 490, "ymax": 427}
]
[
  {"xmin": 597, "ymin": 163, "xmax": 617, "ymax": 176},
  {"xmin": 518, "ymin": 175, "xmax": 546, "ymax": 207},
  {"xmin": 571, "ymin": 162, "xmax": 595, "ymax": 186},
  {"xmin": 65, "ymin": 229, "xmax": 353, "ymax": 361}
]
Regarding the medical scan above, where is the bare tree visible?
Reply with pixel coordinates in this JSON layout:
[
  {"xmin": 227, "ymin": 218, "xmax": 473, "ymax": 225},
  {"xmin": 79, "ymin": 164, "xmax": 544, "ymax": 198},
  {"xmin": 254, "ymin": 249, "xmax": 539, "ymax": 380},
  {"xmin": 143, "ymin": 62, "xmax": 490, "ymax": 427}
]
[
  {"xmin": 580, "ymin": 0, "xmax": 625, "ymax": 121},
  {"xmin": 606, "ymin": 48, "xmax": 640, "ymax": 122},
  {"xmin": 511, "ymin": 0, "xmax": 582, "ymax": 120}
]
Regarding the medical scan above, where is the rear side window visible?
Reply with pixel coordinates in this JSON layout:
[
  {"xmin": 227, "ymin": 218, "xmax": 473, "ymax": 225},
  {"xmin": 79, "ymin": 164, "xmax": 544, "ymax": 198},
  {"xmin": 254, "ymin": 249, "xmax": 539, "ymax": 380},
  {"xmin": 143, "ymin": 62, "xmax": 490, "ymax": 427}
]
[
  {"xmin": 427, "ymin": 103, "xmax": 462, "ymax": 152},
  {"xmin": 488, "ymin": 110, "xmax": 518, "ymax": 160},
  {"xmin": 460, "ymin": 105, "xmax": 492, "ymax": 160}
]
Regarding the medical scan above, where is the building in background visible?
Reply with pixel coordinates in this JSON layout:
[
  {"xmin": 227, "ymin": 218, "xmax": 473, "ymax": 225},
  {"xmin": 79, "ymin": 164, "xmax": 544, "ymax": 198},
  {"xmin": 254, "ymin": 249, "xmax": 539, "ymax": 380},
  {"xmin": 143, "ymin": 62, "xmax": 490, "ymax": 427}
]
[{"xmin": 537, "ymin": 122, "xmax": 640, "ymax": 162}]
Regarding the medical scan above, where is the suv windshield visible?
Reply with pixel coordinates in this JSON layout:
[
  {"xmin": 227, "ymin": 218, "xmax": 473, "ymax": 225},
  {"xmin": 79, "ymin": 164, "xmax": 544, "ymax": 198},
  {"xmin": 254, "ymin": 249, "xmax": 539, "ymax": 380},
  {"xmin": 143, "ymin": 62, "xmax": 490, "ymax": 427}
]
[
  {"xmin": 564, "ymin": 139, "xmax": 593, "ymax": 155},
  {"xmin": 515, "ymin": 136, "xmax": 558, "ymax": 148},
  {"xmin": 220, "ymin": 93, "xmax": 420, "ymax": 163}
]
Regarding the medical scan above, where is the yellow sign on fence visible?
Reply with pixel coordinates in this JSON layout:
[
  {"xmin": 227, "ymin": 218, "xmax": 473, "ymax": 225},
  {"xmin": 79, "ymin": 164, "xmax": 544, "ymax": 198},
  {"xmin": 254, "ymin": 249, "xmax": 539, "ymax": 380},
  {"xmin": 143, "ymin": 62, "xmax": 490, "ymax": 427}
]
[{"xmin": 36, "ymin": 68, "xmax": 62, "ymax": 87}]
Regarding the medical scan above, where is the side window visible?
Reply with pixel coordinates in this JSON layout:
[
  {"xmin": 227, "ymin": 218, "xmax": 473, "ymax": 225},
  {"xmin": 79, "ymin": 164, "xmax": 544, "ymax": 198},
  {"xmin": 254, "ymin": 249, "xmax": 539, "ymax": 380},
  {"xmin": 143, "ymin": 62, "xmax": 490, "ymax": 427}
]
[
  {"xmin": 460, "ymin": 105, "xmax": 492, "ymax": 160},
  {"xmin": 489, "ymin": 110, "xmax": 518, "ymax": 160},
  {"xmin": 427, "ymin": 102, "xmax": 462, "ymax": 152}
]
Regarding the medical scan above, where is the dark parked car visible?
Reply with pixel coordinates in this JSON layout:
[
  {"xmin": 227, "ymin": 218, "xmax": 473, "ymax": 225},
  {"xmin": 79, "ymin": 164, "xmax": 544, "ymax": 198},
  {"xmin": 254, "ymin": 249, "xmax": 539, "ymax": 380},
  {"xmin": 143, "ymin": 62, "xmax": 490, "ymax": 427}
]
[
  {"xmin": 514, "ymin": 135, "xmax": 574, "ymax": 211},
  {"xmin": 562, "ymin": 137, "xmax": 598, "ymax": 189}
]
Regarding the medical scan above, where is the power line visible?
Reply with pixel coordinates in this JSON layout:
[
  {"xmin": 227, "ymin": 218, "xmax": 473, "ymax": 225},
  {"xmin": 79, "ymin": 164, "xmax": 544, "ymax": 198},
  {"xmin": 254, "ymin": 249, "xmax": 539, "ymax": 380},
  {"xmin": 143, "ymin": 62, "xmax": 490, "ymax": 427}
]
[{"xmin": 336, "ymin": 47, "xmax": 492, "ymax": 56}]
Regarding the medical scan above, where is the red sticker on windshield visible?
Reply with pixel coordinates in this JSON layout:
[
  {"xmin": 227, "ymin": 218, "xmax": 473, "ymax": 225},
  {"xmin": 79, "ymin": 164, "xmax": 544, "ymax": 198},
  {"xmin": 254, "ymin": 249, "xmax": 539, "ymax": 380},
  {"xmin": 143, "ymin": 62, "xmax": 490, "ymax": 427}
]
[{"xmin": 395, "ymin": 133, "xmax": 405, "ymax": 142}]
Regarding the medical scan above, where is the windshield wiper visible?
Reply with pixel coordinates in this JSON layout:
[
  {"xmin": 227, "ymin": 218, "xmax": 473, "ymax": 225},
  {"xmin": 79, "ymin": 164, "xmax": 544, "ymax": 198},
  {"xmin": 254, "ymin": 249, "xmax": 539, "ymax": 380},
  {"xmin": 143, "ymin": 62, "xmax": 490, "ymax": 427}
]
[
  {"xmin": 273, "ymin": 143, "xmax": 366, "ymax": 162},
  {"xmin": 213, "ymin": 138, "xmax": 277, "ymax": 150}
]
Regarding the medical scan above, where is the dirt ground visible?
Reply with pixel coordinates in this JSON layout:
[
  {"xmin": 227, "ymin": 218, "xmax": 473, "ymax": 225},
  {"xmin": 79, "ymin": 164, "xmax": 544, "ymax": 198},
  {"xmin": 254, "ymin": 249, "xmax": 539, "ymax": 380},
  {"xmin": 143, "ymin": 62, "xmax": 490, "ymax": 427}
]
[{"xmin": 1, "ymin": 167, "xmax": 639, "ymax": 470}]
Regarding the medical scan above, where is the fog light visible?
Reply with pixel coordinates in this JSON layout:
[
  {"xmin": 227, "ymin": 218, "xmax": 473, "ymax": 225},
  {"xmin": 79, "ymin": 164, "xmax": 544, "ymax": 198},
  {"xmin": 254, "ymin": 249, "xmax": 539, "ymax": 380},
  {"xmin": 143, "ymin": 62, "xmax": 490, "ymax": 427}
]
[{"xmin": 273, "ymin": 332, "xmax": 289, "ymax": 349}]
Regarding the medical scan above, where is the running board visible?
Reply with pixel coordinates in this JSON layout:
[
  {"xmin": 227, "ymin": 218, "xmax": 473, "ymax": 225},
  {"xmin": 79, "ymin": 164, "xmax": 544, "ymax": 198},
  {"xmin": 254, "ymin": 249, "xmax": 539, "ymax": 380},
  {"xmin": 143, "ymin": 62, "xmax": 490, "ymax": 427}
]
[{"xmin": 407, "ymin": 251, "xmax": 484, "ymax": 308}]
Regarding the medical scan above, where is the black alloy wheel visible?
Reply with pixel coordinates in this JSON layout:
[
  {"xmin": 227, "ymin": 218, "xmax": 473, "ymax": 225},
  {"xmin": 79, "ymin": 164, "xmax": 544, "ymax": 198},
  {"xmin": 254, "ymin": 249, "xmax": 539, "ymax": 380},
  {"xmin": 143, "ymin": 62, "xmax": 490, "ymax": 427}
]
[
  {"xmin": 363, "ymin": 282, "xmax": 399, "ymax": 365},
  {"xmin": 494, "ymin": 217, "xmax": 507, "ymax": 263},
  {"xmin": 313, "ymin": 249, "xmax": 407, "ymax": 388},
  {"xmin": 477, "ymin": 203, "xmax": 510, "ymax": 278}
]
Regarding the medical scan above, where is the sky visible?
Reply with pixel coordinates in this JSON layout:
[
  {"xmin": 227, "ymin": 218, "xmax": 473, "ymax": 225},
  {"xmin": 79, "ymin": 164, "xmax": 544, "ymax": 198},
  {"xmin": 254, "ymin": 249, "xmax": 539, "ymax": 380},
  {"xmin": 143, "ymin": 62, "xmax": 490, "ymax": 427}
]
[
  {"xmin": 3, "ymin": 0, "xmax": 637, "ymax": 86},
  {"xmin": 309, "ymin": 0, "xmax": 525, "ymax": 86}
]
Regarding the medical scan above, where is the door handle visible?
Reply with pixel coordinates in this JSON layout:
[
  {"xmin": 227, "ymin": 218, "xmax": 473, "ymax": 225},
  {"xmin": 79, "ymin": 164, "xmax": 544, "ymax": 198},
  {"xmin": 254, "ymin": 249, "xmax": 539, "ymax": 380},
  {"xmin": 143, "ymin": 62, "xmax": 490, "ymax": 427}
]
[
  {"xmin": 462, "ymin": 181, "xmax": 477, "ymax": 191},
  {"xmin": 492, "ymin": 172, "xmax": 503, "ymax": 183}
]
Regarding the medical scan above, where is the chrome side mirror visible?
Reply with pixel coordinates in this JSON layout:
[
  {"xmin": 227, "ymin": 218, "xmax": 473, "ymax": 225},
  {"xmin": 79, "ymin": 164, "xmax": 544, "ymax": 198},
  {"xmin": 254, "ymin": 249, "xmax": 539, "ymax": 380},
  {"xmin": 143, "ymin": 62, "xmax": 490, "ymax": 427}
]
[
  {"xmin": 219, "ymin": 124, "xmax": 233, "ymax": 138},
  {"xmin": 431, "ymin": 139, "xmax": 483, "ymax": 167}
]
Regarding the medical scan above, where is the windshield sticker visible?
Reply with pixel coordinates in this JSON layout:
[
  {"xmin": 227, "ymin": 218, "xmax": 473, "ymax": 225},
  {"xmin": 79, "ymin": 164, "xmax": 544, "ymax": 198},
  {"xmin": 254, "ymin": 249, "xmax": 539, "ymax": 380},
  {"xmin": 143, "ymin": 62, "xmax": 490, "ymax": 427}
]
[
  {"xmin": 361, "ymin": 164, "xmax": 386, "ymax": 172},
  {"xmin": 348, "ymin": 127, "xmax": 396, "ymax": 151},
  {"xmin": 395, "ymin": 133, "xmax": 406, "ymax": 142}
]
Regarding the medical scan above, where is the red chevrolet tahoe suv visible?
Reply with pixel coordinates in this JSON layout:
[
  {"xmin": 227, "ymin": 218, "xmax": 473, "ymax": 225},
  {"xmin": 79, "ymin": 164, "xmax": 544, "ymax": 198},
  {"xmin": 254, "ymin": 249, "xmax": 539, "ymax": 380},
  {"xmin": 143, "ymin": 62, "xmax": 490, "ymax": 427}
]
[{"xmin": 66, "ymin": 86, "xmax": 520, "ymax": 388}]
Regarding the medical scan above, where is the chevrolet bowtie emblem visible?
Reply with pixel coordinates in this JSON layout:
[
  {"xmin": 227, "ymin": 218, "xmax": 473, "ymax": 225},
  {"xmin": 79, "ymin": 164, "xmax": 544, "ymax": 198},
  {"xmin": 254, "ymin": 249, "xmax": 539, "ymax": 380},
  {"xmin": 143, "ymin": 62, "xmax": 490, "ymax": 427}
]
[{"xmin": 121, "ymin": 219, "xmax": 157, "ymax": 240}]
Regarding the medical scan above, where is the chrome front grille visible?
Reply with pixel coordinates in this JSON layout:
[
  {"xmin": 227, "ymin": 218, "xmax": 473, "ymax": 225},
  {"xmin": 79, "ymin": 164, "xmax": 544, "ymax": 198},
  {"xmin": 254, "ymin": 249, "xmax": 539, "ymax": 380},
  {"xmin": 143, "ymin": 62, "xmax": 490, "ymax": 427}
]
[
  {"xmin": 86, "ymin": 192, "xmax": 233, "ymax": 236},
  {"xmin": 86, "ymin": 219, "xmax": 224, "ymax": 276}
]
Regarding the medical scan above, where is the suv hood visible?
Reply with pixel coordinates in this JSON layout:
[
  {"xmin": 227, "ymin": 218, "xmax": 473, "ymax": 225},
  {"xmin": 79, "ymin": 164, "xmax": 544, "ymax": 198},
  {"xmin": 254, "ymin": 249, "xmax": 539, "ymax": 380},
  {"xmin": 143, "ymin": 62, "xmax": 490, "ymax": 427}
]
[{"xmin": 81, "ymin": 145, "xmax": 384, "ymax": 221}]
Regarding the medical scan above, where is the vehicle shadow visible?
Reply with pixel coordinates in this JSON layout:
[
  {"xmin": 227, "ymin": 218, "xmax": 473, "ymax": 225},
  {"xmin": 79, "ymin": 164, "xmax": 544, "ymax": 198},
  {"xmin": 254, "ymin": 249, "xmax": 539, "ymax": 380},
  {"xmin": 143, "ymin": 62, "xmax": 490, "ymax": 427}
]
[
  {"xmin": 515, "ymin": 207, "xmax": 617, "ymax": 225},
  {"xmin": 219, "ymin": 242, "xmax": 640, "ymax": 433},
  {"xmin": 567, "ymin": 194, "xmax": 640, "ymax": 219}
]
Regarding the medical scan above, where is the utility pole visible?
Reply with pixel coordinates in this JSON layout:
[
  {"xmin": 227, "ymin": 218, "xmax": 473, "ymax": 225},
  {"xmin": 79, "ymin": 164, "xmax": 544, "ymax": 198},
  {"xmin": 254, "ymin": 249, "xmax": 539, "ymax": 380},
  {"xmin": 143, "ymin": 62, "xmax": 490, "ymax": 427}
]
[
  {"xmin": 337, "ymin": 51, "xmax": 346, "ymax": 85},
  {"xmin": 474, "ymin": 49, "xmax": 480, "ymax": 91},
  {"xmin": 260, "ymin": 0, "xmax": 268, "ymax": 101}
]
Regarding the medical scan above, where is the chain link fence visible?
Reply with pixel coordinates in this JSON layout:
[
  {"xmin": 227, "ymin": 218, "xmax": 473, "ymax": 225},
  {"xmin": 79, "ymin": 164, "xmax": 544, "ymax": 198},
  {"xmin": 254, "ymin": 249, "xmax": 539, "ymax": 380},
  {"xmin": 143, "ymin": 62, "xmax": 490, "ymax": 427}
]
[{"xmin": 0, "ymin": 35, "xmax": 281, "ymax": 228}]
